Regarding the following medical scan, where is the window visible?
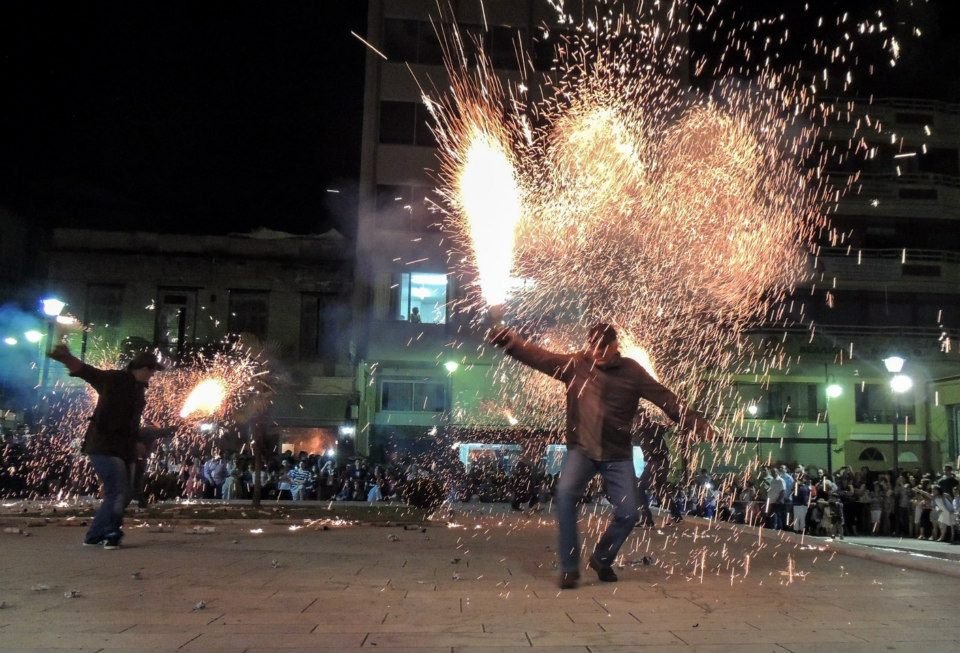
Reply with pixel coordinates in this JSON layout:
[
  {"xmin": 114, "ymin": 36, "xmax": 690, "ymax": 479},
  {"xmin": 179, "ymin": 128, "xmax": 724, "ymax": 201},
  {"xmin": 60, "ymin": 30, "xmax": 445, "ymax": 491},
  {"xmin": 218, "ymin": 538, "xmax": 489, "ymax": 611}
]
[
  {"xmin": 532, "ymin": 27, "xmax": 572, "ymax": 70},
  {"xmin": 228, "ymin": 290, "xmax": 269, "ymax": 343},
  {"xmin": 380, "ymin": 379, "xmax": 447, "ymax": 412},
  {"xmin": 379, "ymin": 101, "xmax": 436, "ymax": 146},
  {"xmin": 155, "ymin": 288, "xmax": 197, "ymax": 354},
  {"xmin": 383, "ymin": 19, "xmax": 444, "ymax": 65},
  {"xmin": 85, "ymin": 284, "xmax": 124, "ymax": 328},
  {"xmin": 733, "ymin": 382, "xmax": 820, "ymax": 420},
  {"xmin": 487, "ymin": 25, "xmax": 524, "ymax": 69},
  {"xmin": 393, "ymin": 272, "xmax": 448, "ymax": 324},
  {"xmin": 300, "ymin": 293, "xmax": 347, "ymax": 363},
  {"xmin": 379, "ymin": 101, "xmax": 417, "ymax": 145},
  {"xmin": 858, "ymin": 447, "xmax": 885, "ymax": 462},
  {"xmin": 375, "ymin": 184, "xmax": 439, "ymax": 232},
  {"xmin": 855, "ymin": 383, "xmax": 915, "ymax": 424}
]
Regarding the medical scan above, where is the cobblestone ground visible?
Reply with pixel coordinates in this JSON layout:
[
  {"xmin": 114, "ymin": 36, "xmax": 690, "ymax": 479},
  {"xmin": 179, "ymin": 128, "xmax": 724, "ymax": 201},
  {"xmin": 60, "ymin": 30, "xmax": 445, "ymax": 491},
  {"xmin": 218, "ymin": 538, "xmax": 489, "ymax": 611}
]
[{"xmin": 0, "ymin": 504, "xmax": 957, "ymax": 653}]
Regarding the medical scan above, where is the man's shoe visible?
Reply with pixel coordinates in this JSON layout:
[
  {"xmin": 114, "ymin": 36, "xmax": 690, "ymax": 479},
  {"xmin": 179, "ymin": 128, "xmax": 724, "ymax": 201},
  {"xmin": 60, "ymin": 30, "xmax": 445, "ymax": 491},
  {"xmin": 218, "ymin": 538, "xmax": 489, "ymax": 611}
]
[
  {"xmin": 588, "ymin": 556, "xmax": 618, "ymax": 582},
  {"xmin": 103, "ymin": 536, "xmax": 122, "ymax": 550},
  {"xmin": 558, "ymin": 570, "xmax": 580, "ymax": 589},
  {"xmin": 82, "ymin": 536, "xmax": 105, "ymax": 547}
]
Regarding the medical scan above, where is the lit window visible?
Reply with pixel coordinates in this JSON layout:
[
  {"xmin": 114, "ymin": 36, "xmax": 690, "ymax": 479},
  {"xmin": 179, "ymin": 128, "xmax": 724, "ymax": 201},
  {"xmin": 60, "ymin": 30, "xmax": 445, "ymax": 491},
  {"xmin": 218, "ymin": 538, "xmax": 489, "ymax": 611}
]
[{"xmin": 395, "ymin": 272, "xmax": 447, "ymax": 324}]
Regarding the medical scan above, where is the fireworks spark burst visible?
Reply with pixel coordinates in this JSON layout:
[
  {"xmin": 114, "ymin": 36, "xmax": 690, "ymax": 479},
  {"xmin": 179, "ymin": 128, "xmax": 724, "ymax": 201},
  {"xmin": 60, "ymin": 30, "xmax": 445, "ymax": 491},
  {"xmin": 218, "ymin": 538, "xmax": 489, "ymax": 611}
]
[
  {"xmin": 179, "ymin": 378, "xmax": 228, "ymax": 419},
  {"xmin": 418, "ymin": 0, "xmax": 929, "ymax": 578}
]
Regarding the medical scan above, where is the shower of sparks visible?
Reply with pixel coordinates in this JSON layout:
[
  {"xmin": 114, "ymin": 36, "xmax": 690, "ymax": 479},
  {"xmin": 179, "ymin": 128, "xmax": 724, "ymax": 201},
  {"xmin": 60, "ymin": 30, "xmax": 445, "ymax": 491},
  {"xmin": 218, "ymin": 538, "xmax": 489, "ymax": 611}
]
[
  {"xmin": 417, "ymin": 0, "xmax": 928, "ymax": 581},
  {"xmin": 456, "ymin": 126, "xmax": 524, "ymax": 307},
  {"xmin": 180, "ymin": 378, "xmax": 228, "ymax": 418},
  {"xmin": 6, "ymin": 337, "xmax": 267, "ymax": 500}
]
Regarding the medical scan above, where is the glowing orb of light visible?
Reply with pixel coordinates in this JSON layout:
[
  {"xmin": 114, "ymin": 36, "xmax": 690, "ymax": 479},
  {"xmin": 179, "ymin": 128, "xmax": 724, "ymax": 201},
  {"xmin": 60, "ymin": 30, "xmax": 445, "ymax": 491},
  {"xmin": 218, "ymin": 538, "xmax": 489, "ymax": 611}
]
[
  {"xmin": 456, "ymin": 126, "xmax": 523, "ymax": 307},
  {"xmin": 180, "ymin": 378, "xmax": 228, "ymax": 418},
  {"xmin": 890, "ymin": 374, "xmax": 913, "ymax": 394},
  {"xmin": 24, "ymin": 330, "xmax": 44, "ymax": 343}
]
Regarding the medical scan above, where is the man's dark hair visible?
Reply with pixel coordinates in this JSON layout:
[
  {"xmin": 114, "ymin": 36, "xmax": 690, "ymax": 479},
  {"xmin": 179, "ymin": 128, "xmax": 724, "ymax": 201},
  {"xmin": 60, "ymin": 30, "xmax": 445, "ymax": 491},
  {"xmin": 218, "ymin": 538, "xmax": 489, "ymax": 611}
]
[{"xmin": 587, "ymin": 323, "xmax": 617, "ymax": 348}]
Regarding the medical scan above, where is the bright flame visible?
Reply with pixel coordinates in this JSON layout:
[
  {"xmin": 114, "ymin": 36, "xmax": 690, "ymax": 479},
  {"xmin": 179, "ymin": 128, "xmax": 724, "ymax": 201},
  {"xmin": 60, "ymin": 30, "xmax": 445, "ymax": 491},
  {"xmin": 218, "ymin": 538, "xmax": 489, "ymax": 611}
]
[
  {"xmin": 180, "ymin": 378, "xmax": 227, "ymax": 418},
  {"xmin": 618, "ymin": 333, "xmax": 660, "ymax": 381},
  {"xmin": 456, "ymin": 127, "xmax": 522, "ymax": 306}
]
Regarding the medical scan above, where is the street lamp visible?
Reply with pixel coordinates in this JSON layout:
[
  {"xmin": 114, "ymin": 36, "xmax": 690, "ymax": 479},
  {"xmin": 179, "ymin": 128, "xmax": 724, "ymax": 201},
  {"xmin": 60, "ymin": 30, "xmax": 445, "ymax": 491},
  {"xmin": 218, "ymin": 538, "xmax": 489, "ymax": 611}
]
[
  {"xmin": 883, "ymin": 356, "xmax": 912, "ymax": 473},
  {"xmin": 39, "ymin": 297, "xmax": 65, "ymax": 390},
  {"xmin": 824, "ymin": 381, "xmax": 842, "ymax": 476},
  {"xmin": 23, "ymin": 330, "xmax": 43, "ymax": 344},
  {"xmin": 41, "ymin": 298, "xmax": 66, "ymax": 318}
]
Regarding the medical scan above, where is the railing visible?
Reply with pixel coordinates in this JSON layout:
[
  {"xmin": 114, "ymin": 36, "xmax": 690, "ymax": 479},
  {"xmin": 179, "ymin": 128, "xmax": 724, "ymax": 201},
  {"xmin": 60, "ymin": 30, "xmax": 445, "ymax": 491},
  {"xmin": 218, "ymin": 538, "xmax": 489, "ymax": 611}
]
[
  {"xmin": 746, "ymin": 323, "xmax": 956, "ymax": 339},
  {"xmin": 821, "ymin": 96, "xmax": 960, "ymax": 116},
  {"xmin": 826, "ymin": 171, "xmax": 960, "ymax": 189},
  {"xmin": 816, "ymin": 247, "xmax": 960, "ymax": 265}
]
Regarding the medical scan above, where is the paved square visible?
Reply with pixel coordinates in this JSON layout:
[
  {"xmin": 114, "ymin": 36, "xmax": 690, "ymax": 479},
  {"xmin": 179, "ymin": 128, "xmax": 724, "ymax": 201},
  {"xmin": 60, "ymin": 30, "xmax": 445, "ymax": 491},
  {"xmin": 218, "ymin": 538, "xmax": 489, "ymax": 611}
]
[{"xmin": 0, "ymin": 506, "xmax": 957, "ymax": 653}]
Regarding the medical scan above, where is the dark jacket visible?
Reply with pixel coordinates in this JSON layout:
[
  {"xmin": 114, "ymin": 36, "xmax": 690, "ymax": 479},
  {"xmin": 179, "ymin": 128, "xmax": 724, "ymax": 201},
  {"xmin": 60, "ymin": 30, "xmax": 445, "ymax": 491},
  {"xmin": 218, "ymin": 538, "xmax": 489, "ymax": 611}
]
[
  {"xmin": 72, "ymin": 364, "xmax": 147, "ymax": 462},
  {"xmin": 506, "ymin": 338, "xmax": 706, "ymax": 461}
]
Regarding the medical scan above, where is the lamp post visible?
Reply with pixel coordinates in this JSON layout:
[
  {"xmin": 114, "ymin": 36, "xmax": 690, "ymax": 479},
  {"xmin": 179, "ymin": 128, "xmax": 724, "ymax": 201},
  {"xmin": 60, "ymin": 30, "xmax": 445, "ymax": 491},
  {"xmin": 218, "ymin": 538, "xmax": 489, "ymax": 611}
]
[
  {"xmin": 825, "ymin": 378, "xmax": 843, "ymax": 476},
  {"xmin": 39, "ymin": 297, "xmax": 65, "ymax": 390},
  {"xmin": 883, "ymin": 356, "xmax": 912, "ymax": 475}
]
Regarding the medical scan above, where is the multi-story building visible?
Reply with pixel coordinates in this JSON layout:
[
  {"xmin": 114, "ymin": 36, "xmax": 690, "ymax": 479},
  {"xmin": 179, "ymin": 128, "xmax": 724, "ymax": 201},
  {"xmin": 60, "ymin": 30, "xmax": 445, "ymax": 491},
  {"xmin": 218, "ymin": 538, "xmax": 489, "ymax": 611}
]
[
  {"xmin": 357, "ymin": 0, "xmax": 960, "ymax": 471},
  {"xmin": 42, "ymin": 227, "xmax": 357, "ymax": 454},
  {"xmin": 732, "ymin": 98, "xmax": 960, "ymax": 473}
]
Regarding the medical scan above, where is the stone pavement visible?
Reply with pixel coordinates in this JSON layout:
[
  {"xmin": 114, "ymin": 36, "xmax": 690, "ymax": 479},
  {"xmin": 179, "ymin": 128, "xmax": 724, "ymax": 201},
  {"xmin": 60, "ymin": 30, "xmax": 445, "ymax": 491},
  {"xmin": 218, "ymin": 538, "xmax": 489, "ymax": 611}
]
[{"xmin": 1, "ymin": 504, "xmax": 958, "ymax": 653}]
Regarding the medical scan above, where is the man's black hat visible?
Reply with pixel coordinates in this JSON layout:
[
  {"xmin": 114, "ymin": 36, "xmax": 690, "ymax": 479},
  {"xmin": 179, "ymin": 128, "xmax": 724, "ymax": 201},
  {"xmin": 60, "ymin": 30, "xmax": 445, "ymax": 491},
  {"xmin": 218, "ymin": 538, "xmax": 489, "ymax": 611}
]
[
  {"xmin": 587, "ymin": 323, "xmax": 617, "ymax": 347},
  {"xmin": 127, "ymin": 351, "xmax": 166, "ymax": 371}
]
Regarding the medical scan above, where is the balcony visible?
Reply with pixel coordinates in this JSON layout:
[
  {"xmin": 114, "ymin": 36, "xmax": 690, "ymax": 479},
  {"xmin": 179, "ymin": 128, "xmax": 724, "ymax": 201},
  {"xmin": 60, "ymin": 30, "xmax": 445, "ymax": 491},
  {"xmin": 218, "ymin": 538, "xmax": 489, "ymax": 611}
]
[
  {"xmin": 812, "ymin": 247, "xmax": 960, "ymax": 292},
  {"xmin": 830, "ymin": 172, "xmax": 960, "ymax": 219}
]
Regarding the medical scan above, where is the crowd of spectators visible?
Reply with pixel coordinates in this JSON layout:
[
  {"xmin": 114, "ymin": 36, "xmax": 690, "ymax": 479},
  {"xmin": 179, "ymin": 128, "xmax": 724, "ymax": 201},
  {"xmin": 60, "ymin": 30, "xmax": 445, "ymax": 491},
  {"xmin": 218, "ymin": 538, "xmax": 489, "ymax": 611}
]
[
  {"xmin": 668, "ymin": 463, "xmax": 959, "ymax": 543},
  {"xmin": 138, "ymin": 447, "xmax": 559, "ymax": 509},
  {"xmin": 3, "ymin": 421, "xmax": 958, "ymax": 545}
]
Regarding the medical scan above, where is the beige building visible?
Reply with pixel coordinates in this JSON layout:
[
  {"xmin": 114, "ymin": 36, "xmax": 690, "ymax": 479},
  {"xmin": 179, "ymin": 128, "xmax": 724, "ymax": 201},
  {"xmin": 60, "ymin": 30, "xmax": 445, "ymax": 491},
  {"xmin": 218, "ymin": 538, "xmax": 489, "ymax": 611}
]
[{"xmin": 44, "ymin": 227, "xmax": 357, "ymax": 453}]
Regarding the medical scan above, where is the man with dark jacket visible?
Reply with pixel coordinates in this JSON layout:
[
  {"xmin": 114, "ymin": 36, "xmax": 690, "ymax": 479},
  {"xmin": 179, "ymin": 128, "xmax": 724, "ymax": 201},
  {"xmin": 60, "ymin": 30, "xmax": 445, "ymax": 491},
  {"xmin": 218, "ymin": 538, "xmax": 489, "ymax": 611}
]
[
  {"xmin": 489, "ymin": 323, "xmax": 714, "ymax": 588},
  {"xmin": 48, "ymin": 344, "xmax": 165, "ymax": 548}
]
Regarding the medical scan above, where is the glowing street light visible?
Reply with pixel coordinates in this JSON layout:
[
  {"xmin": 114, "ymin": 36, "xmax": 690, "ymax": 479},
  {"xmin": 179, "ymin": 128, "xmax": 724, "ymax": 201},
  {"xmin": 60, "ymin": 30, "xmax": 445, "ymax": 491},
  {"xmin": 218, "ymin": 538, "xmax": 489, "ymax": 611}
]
[
  {"xmin": 747, "ymin": 404, "xmax": 759, "ymax": 417},
  {"xmin": 41, "ymin": 298, "xmax": 66, "ymax": 317},
  {"xmin": 826, "ymin": 383, "xmax": 843, "ymax": 399},
  {"xmin": 3, "ymin": 337, "xmax": 17, "ymax": 346},
  {"xmin": 882, "ymin": 356, "xmax": 905, "ymax": 374},
  {"xmin": 24, "ymin": 330, "xmax": 43, "ymax": 343},
  {"xmin": 884, "ymin": 356, "xmax": 910, "ymax": 472},
  {"xmin": 890, "ymin": 374, "xmax": 913, "ymax": 394},
  {"xmin": 444, "ymin": 360, "xmax": 459, "ymax": 373}
]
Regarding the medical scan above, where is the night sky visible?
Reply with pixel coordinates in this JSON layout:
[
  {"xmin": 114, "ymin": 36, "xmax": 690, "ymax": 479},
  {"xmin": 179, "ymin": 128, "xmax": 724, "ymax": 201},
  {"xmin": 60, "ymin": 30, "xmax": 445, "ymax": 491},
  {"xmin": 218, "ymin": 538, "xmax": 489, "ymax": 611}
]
[
  {"xmin": 0, "ymin": 2, "xmax": 957, "ymax": 238},
  {"xmin": 0, "ymin": 1, "xmax": 367, "ymax": 236}
]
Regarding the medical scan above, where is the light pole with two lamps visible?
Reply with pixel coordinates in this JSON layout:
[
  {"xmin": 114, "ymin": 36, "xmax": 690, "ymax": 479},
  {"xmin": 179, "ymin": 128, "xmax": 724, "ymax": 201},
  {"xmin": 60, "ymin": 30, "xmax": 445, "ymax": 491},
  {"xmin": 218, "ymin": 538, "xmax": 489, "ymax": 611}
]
[
  {"xmin": 883, "ymin": 355, "xmax": 913, "ymax": 475},
  {"xmin": 824, "ymin": 379, "xmax": 843, "ymax": 476},
  {"xmin": 38, "ymin": 298, "xmax": 66, "ymax": 390}
]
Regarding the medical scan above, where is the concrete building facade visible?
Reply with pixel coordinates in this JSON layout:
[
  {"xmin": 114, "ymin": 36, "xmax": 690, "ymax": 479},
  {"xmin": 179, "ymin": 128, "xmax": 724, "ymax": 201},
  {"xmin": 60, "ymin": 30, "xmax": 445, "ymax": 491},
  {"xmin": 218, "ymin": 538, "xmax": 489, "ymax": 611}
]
[
  {"xmin": 42, "ymin": 227, "xmax": 357, "ymax": 453},
  {"xmin": 354, "ymin": 0, "xmax": 960, "ymax": 472}
]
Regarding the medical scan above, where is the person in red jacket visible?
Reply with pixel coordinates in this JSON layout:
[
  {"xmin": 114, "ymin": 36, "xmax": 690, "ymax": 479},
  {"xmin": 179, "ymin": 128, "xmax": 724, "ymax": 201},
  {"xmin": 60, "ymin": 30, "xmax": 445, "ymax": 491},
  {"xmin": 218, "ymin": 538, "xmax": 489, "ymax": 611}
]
[
  {"xmin": 489, "ymin": 323, "xmax": 714, "ymax": 589},
  {"xmin": 48, "ymin": 344, "xmax": 165, "ymax": 549}
]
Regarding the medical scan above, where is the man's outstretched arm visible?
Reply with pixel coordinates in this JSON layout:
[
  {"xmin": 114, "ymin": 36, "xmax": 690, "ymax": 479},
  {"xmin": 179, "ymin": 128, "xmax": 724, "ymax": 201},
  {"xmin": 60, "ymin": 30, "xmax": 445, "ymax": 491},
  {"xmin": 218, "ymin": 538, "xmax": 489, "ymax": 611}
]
[
  {"xmin": 48, "ymin": 344, "xmax": 110, "ymax": 390},
  {"xmin": 488, "ymin": 328, "xmax": 574, "ymax": 381},
  {"xmin": 635, "ymin": 367, "xmax": 716, "ymax": 442}
]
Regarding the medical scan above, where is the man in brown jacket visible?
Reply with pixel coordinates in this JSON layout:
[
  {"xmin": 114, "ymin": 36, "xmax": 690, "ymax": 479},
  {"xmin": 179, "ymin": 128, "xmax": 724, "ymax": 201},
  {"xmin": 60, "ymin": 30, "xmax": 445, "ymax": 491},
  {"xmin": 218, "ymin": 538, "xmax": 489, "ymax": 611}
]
[
  {"xmin": 48, "ymin": 345, "xmax": 164, "ymax": 549},
  {"xmin": 489, "ymin": 323, "xmax": 713, "ymax": 588}
]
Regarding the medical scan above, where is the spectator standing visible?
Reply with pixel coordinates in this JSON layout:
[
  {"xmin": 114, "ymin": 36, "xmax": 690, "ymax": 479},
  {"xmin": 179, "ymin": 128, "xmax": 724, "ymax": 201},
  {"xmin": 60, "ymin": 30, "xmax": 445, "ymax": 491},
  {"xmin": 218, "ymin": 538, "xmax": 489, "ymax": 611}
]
[
  {"xmin": 793, "ymin": 474, "xmax": 811, "ymax": 534},
  {"xmin": 938, "ymin": 465, "xmax": 958, "ymax": 497},
  {"xmin": 202, "ymin": 454, "xmax": 227, "ymax": 499},
  {"xmin": 288, "ymin": 460, "xmax": 313, "ymax": 501},
  {"xmin": 765, "ymin": 468, "xmax": 785, "ymax": 529}
]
